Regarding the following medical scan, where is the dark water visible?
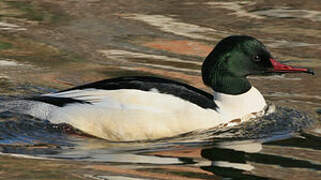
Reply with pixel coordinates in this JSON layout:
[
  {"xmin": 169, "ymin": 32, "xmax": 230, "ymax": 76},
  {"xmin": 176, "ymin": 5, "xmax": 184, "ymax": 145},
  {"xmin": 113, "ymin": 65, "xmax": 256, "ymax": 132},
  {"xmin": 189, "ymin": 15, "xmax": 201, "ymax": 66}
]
[{"xmin": 0, "ymin": 0, "xmax": 321, "ymax": 179}]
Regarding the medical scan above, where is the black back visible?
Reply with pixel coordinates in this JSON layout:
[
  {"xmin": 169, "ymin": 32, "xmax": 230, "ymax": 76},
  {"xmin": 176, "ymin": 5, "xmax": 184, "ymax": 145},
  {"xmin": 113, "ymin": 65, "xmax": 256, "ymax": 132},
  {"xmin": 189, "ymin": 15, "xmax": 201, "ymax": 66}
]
[{"xmin": 30, "ymin": 76, "xmax": 217, "ymax": 110}]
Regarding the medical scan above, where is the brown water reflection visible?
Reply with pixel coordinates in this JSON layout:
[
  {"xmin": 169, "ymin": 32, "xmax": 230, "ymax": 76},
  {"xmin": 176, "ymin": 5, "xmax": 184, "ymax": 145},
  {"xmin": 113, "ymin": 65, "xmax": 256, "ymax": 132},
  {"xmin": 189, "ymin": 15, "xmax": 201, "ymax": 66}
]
[{"xmin": 0, "ymin": 0, "xmax": 320, "ymax": 179}]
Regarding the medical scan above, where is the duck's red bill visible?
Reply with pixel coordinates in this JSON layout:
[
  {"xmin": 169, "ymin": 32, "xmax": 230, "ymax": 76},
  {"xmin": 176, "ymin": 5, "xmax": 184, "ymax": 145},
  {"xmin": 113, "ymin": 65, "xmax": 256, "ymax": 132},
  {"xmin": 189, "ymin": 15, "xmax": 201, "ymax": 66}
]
[{"xmin": 270, "ymin": 58, "xmax": 314, "ymax": 75}]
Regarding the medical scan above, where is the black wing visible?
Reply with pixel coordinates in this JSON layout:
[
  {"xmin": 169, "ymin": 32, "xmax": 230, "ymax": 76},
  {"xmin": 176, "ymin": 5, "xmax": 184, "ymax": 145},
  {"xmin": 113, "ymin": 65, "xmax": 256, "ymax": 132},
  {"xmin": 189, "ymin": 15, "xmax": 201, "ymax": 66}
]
[
  {"xmin": 26, "ymin": 96, "xmax": 91, "ymax": 107},
  {"xmin": 29, "ymin": 76, "xmax": 217, "ymax": 110}
]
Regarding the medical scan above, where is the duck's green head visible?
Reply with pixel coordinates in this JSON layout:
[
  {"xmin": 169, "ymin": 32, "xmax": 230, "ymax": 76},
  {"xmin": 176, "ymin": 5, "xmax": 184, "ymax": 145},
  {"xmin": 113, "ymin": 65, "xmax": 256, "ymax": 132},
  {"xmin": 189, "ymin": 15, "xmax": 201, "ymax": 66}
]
[{"xmin": 202, "ymin": 35, "xmax": 314, "ymax": 95}]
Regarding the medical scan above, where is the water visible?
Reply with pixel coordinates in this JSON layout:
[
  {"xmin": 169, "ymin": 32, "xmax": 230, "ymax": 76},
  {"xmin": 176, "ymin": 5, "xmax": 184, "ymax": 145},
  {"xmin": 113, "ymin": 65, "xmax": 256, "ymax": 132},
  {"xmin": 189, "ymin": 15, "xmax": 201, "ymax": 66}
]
[{"xmin": 0, "ymin": 0, "xmax": 321, "ymax": 179}]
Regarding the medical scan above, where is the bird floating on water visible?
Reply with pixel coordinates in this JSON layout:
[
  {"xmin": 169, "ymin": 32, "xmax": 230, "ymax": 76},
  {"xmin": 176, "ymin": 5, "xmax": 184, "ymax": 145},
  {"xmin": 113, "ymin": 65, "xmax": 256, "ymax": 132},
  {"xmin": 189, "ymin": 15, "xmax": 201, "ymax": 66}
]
[{"xmin": 21, "ymin": 35, "xmax": 314, "ymax": 141}]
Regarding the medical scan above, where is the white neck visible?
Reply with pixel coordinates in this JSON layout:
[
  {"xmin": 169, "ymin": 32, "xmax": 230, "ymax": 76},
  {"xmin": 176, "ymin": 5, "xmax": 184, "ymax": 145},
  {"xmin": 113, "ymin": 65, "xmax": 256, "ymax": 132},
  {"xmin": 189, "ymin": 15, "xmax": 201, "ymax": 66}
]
[{"xmin": 213, "ymin": 86, "xmax": 266, "ymax": 121}]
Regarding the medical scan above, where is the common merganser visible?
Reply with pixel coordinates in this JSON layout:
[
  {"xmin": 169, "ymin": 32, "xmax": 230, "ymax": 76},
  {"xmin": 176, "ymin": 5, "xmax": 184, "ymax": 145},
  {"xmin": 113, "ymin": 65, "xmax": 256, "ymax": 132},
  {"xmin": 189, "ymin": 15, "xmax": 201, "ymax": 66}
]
[{"xmin": 23, "ymin": 35, "xmax": 313, "ymax": 141}]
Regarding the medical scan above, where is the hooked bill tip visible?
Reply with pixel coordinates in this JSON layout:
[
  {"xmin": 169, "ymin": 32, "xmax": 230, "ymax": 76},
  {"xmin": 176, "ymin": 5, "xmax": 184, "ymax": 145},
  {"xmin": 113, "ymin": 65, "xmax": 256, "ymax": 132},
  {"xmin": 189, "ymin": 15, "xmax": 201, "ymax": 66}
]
[{"xmin": 307, "ymin": 68, "xmax": 315, "ymax": 75}]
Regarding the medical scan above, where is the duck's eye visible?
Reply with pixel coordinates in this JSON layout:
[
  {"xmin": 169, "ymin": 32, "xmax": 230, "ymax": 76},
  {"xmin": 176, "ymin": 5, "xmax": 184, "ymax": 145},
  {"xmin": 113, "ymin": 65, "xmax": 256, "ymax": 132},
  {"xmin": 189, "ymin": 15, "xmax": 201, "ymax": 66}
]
[{"xmin": 253, "ymin": 55, "xmax": 261, "ymax": 62}]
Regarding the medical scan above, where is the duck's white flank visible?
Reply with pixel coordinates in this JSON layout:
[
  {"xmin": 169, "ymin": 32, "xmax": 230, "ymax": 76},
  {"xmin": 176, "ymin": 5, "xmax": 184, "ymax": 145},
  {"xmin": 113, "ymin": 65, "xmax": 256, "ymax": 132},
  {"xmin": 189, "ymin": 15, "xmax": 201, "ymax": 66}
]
[
  {"xmin": 25, "ymin": 87, "xmax": 266, "ymax": 141},
  {"xmin": 29, "ymin": 89, "xmax": 221, "ymax": 141}
]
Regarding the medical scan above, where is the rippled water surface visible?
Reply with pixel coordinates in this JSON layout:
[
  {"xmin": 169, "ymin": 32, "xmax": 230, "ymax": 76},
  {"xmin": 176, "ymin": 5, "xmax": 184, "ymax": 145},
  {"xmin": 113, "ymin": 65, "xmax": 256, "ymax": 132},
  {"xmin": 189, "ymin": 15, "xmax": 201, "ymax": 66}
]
[{"xmin": 0, "ymin": 0, "xmax": 320, "ymax": 179}]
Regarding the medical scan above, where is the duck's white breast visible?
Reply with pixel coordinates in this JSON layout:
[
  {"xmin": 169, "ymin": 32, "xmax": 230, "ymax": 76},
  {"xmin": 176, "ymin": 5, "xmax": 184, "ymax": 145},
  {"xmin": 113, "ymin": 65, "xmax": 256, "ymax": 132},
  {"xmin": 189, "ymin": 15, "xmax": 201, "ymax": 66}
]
[
  {"xmin": 39, "ymin": 89, "xmax": 221, "ymax": 141},
  {"xmin": 214, "ymin": 86, "xmax": 267, "ymax": 123}
]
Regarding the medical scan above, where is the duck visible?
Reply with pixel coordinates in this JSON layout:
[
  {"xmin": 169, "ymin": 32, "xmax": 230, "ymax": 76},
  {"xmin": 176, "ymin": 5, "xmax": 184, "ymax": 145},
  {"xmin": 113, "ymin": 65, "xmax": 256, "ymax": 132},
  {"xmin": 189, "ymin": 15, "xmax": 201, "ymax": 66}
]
[{"xmin": 22, "ymin": 35, "xmax": 314, "ymax": 141}]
